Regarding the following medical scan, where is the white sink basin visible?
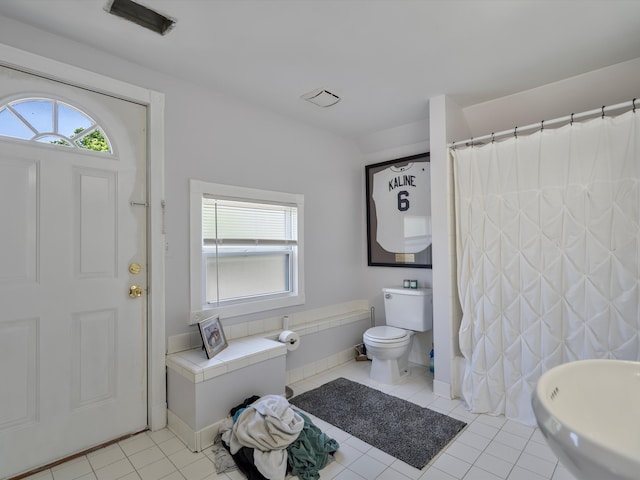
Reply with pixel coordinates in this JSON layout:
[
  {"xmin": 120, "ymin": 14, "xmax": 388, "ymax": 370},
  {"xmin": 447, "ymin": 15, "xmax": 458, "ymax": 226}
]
[{"xmin": 532, "ymin": 359, "xmax": 640, "ymax": 480}]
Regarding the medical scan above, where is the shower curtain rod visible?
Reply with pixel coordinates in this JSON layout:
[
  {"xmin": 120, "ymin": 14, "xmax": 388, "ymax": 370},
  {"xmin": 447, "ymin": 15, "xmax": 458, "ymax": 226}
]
[{"xmin": 449, "ymin": 98, "xmax": 637, "ymax": 149}]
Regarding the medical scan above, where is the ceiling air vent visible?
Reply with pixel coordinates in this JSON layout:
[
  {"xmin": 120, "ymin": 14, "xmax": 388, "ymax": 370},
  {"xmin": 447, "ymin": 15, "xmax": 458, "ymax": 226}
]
[
  {"xmin": 301, "ymin": 88, "xmax": 341, "ymax": 107},
  {"xmin": 106, "ymin": 0, "xmax": 176, "ymax": 35}
]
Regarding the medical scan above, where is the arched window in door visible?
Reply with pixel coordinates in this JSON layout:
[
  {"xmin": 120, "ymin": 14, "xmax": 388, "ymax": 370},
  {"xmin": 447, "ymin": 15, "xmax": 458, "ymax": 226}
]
[{"xmin": 0, "ymin": 97, "xmax": 112, "ymax": 153}]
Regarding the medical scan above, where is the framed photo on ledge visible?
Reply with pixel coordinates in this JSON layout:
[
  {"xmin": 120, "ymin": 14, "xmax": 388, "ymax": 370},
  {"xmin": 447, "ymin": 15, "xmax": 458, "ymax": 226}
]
[
  {"xmin": 198, "ymin": 314, "xmax": 228, "ymax": 359},
  {"xmin": 365, "ymin": 152, "xmax": 432, "ymax": 268}
]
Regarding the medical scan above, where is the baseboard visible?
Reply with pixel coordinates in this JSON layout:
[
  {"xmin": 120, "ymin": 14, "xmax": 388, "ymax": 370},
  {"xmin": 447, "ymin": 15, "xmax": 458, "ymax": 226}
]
[
  {"xmin": 433, "ymin": 379, "xmax": 452, "ymax": 399},
  {"xmin": 149, "ymin": 402, "xmax": 167, "ymax": 431},
  {"xmin": 167, "ymin": 410, "xmax": 222, "ymax": 452}
]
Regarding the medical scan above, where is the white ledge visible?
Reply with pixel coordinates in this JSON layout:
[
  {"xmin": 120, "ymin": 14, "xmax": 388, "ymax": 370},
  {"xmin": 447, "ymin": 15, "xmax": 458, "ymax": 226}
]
[{"xmin": 166, "ymin": 337, "xmax": 287, "ymax": 383}]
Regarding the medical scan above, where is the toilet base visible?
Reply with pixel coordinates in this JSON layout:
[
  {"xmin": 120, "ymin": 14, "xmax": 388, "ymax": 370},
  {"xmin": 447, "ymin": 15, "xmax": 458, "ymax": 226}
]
[{"xmin": 369, "ymin": 355, "xmax": 410, "ymax": 384}]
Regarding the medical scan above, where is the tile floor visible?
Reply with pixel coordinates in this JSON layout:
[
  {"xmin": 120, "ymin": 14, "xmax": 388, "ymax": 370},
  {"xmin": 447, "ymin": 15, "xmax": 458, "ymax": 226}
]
[{"xmin": 23, "ymin": 361, "xmax": 577, "ymax": 480}]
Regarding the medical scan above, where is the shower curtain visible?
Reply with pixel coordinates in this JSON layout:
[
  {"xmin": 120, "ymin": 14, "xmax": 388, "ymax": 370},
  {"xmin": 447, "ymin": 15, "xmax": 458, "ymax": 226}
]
[{"xmin": 452, "ymin": 110, "xmax": 640, "ymax": 425}]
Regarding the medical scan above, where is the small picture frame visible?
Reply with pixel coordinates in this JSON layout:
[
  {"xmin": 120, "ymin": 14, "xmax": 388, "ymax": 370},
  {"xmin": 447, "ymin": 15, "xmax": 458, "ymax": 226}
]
[{"xmin": 198, "ymin": 314, "xmax": 228, "ymax": 359}]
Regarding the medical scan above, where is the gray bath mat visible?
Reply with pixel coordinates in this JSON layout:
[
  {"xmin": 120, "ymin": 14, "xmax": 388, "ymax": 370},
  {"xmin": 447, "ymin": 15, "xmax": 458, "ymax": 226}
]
[{"xmin": 290, "ymin": 377, "xmax": 466, "ymax": 469}]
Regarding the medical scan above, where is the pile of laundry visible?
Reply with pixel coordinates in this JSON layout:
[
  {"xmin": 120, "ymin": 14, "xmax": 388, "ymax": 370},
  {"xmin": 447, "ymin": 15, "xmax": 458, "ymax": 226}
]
[{"xmin": 214, "ymin": 394, "xmax": 339, "ymax": 480}]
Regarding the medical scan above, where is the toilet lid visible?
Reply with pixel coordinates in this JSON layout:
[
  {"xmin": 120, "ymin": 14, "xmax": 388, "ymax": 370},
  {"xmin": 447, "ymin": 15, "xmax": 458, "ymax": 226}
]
[{"xmin": 365, "ymin": 326, "xmax": 408, "ymax": 341}]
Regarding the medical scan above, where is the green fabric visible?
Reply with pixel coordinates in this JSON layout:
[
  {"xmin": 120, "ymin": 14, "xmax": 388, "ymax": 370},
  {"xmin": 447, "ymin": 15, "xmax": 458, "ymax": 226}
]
[{"xmin": 287, "ymin": 411, "xmax": 339, "ymax": 480}]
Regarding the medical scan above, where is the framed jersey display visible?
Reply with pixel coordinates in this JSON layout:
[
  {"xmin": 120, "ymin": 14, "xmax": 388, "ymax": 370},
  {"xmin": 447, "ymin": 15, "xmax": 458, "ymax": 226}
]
[{"xmin": 365, "ymin": 153, "xmax": 432, "ymax": 268}]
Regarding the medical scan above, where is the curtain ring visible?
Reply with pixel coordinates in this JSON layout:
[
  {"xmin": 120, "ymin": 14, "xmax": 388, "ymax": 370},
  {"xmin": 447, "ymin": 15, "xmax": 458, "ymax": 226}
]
[
  {"xmin": 491, "ymin": 132, "xmax": 495, "ymax": 144},
  {"xmin": 540, "ymin": 120, "xmax": 544, "ymax": 131},
  {"xmin": 602, "ymin": 106, "xmax": 605, "ymax": 118},
  {"xmin": 514, "ymin": 126, "xmax": 518, "ymax": 138},
  {"xmin": 570, "ymin": 113, "xmax": 574, "ymax": 125},
  {"xmin": 633, "ymin": 98, "xmax": 637, "ymax": 113}
]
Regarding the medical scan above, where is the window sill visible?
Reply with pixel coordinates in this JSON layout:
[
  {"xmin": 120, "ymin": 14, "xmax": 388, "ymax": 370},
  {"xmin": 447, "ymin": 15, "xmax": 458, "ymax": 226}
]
[{"xmin": 191, "ymin": 293, "xmax": 305, "ymax": 323}]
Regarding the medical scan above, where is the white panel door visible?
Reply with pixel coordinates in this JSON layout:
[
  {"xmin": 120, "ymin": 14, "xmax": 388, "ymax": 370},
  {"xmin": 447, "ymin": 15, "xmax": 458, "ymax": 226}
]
[{"xmin": 0, "ymin": 66, "xmax": 147, "ymax": 479}]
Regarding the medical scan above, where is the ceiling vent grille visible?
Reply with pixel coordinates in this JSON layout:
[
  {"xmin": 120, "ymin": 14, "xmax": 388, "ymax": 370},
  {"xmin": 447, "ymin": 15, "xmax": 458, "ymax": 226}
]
[
  {"xmin": 301, "ymin": 88, "xmax": 341, "ymax": 107},
  {"xmin": 106, "ymin": 0, "xmax": 176, "ymax": 35}
]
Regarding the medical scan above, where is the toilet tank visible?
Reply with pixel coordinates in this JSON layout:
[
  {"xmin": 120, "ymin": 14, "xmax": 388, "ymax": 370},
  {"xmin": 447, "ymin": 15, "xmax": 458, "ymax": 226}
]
[{"xmin": 382, "ymin": 287, "xmax": 433, "ymax": 332}]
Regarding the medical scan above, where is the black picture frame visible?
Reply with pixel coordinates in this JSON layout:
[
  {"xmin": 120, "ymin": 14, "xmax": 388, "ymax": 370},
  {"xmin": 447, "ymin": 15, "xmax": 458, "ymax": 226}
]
[
  {"xmin": 365, "ymin": 152, "xmax": 432, "ymax": 268},
  {"xmin": 198, "ymin": 314, "xmax": 228, "ymax": 359}
]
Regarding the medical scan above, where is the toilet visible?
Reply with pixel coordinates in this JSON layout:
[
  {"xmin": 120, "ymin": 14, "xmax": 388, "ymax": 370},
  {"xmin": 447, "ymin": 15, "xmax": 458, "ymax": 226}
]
[{"xmin": 363, "ymin": 287, "xmax": 433, "ymax": 384}]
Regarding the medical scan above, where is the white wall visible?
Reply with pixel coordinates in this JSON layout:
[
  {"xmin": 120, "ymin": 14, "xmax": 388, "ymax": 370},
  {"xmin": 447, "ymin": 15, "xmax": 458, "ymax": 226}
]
[
  {"xmin": 0, "ymin": 15, "xmax": 365, "ymax": 344},
  {"xmin": 462, "ymin": 57, "xmax": 640, "ymax": 139}
]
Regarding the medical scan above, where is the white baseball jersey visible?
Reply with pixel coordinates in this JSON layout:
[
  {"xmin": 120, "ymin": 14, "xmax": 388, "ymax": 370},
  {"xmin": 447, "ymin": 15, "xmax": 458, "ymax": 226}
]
[{"xmin": 372, "ymin": 162, "xmax": 431, "ymax": 253}]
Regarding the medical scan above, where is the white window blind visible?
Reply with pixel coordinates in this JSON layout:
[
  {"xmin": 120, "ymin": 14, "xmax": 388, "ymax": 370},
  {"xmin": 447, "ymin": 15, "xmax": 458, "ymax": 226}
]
[{"xmin": 202, "ymin": 196, "xmax": 297, "ymax": 246}]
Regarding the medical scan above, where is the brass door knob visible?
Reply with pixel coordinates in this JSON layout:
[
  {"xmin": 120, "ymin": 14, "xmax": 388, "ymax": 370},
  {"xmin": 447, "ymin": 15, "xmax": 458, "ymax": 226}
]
[{"xmin": 129, "ymin": 285, "xmax": 143, "ymax": 298}]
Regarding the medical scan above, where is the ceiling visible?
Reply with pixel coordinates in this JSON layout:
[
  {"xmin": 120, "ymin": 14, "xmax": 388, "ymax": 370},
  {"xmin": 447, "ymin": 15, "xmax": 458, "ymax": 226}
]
[{"xmin": 1, "ymin": 0, "xmax": 640, "ymax": 142}]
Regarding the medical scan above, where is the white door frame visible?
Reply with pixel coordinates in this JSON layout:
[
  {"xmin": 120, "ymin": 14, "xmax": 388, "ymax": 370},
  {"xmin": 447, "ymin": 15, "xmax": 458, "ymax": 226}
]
[{"xmin": 0, "ymin": 43, "xmax": 167, "ymax": 431}]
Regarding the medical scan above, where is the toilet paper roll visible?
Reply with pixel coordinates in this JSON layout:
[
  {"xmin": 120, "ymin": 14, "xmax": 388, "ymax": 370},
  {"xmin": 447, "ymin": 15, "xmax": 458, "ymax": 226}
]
[{"xmin": 278, "ymin": 330, "xmax": 300, "ymax": 351}]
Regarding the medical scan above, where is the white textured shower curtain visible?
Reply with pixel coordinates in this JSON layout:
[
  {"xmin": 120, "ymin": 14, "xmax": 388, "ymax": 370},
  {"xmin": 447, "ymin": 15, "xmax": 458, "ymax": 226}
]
[{"xmin": 453, "ymin": 110, "xmax": 640, "ymax": 424}]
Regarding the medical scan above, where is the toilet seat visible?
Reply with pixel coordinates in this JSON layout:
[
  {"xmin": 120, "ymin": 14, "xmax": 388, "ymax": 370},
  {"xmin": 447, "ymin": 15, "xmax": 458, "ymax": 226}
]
[{"xmin": 364, "ymin": 326, "xmax": 410, "ymax": 344}]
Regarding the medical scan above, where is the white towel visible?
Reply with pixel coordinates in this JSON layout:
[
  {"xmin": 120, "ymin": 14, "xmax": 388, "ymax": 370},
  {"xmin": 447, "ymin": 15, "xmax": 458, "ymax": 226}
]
[{"xmin": 229, "ymin": 395, "xmax": 304, "ymax": 479}]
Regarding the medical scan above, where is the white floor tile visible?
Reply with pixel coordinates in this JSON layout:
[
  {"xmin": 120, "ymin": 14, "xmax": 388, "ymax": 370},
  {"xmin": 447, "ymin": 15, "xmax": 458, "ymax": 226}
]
[
  {"xmin": 349, "ymin": 455, "xmax": 387, "ymax": 479},
  {"xmin": 387, "ymin": 460, "xmax": 423, "ymax": 480},
  {"xmin": 506, "ymin": 465, "xmax": 547, "ymax": 480},
  {"xmin": 550, "ymin": 465, "xmax": 578, "ymax": 480},
  {"xmin": 445, "ymin": 441, "xmax": 482, "ymax": 465},
  {"xmin": 74, "ymin": 473, "xmax": 97, "ymax": 480},
  {"xmin": 366, "ymin": 447, "xmax": 396, "ymax": 467},
  {"xmin": 128, "ymin": 446, "xmax": 166, "ymax": 470},
  {"xmin": 466, "ymin": 421, "xmax": 500, "ymax": 440},
  {"xmin": 515, "ymin": 453, "xmax": 555, "ymax": 479},
  {"xmin": 136, "ymin": 458, "xmax": 176, "ymax": 480},
  {"xmin": 156, "ymin": 437, "xmax": 187, "ymax": 457},
  {"xmin": 419, "ymin": 466, "xmax": 458, "ymax": 479},
  {"xmin": 377, "ymin": 467, "xmax": 413, "ymax": 480},
  {"xmin": 456, "ymin": 431, "xmax": 492, "ymax": 452},
  {"xmin": 88, "ymin": 445, "xmax": 127, "ymax": 471},
  {"xmin": 464, "ymin": 465, "xmax": 504, "ymax": 480},
  {"xmin": 522, "ymin": 440, "xmax": 557, "ymax": 463},
  {"xmin": 94, "ymin": 458, "xmax": 136, "ymax": 480},
  {"xmin": 178, "ymin": 457, "xmax": 215, "ymax": 480},
  {"xmin": 318, "ymin": 459, "xmax": 345, "ymax": 479},
  {"xmin": 430, "ymin": 453, "xmax": 471, "ymax": 479},
  {"xmin": 333, "ymin": 443, "xmax": 363, "ymax": 467},
  {"xmin": 493, "ymin": 430, "xmax": 529, "ymax": 452},
  {"xmin": 116, "ymin": 472, "xmax": 141, "ymax": 480},
  {"xmin": 147, "ymin": 429, "xmax": 177, "ymax": 445},
  {"xmin": 342, "ymin": 436, "xmax": 371, "ymax": 454},
  {"xmin": 475, "ymin": 415, "xmax": 507, "ymax": 429},
  {"xmin": 484, "ymin": 441, "xmax": 522, "ymax": 464},
  {"xmin": 52, "ymin": 457, "xmax": 93, "ymax": 480},
  {"xmin": 473, "ymin": 452, "xmax": 514, "ymax": 479},
  {"xmin": 168, "ymin": 448, "xmax": 207, "ymax": 470},
  {"xmin": 119, "ymin": 435, "xmax": 156, "ymax": 458},
  {"xmin": 333, "ymin": 468, "xmax": 366, "ymax": 480},
  {"xmin": 28, "ymin": 360, "xmax": 563, "ymax": 480},
  {"xmin": 501, "ymin": 421, "xmax": 535, "ymax": 440}
]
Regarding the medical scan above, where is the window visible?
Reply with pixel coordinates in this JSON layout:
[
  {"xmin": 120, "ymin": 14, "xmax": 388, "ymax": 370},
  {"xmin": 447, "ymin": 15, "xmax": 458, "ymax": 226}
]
[
  {"xmin": 190, "ymin": 180, "xmax": 304, "ymax": 321},
  {"xmin": 0, "ymin": 97, "xmax": 112, "ymax": 153}
]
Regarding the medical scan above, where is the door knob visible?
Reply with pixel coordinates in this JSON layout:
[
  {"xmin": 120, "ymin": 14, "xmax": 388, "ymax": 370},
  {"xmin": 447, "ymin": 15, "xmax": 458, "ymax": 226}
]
[{"xmin": 129, "ymin": 285, "xmax": 143, "ymax": 298}]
